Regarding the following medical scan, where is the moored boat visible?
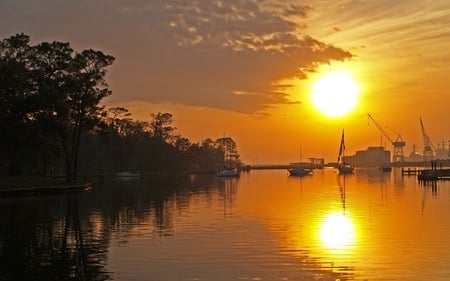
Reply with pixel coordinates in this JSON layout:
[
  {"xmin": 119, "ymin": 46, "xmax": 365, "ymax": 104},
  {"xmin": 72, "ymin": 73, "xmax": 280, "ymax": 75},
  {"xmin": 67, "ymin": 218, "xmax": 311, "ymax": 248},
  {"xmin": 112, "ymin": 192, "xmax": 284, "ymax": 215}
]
[
  {"xmin": 338, "ymin": 164, "xmax": 354, "ymax": 174},
  {"xmin": 288, "ymin": 145, "xmax": 314, "ymax": 177},
  {"xmin": 379, "ymin": 163, "xmax": 392, "ymax": 172},
  {"xmin": 115, "ymin": 171, "xmax": 141, "ymax": 178},
  {"xmin": 288, "ymin": 167, "xmax": 313, "ymax": 176},
  {"xmin": 217, "ymin": 168, "xmax": 240, "ymax": 177},
  {"xmin": 337, "ymin": 130, "xmax": 354, "ymax": 174}
]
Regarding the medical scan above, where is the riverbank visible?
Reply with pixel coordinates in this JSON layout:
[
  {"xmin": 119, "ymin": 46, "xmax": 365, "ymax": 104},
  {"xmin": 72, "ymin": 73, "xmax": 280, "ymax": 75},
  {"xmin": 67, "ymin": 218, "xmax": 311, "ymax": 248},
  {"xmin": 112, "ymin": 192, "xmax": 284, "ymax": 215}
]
[{"xmin": 0, "ymin": 176, "xmax": 92, "ymax": 196}]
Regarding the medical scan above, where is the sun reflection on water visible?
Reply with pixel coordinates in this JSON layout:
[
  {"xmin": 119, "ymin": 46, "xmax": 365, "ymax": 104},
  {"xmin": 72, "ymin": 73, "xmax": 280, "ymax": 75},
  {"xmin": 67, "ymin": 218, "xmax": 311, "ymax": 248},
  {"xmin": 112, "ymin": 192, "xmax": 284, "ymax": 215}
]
[{"xmin": 319, "ymin": 211, "xmax": 356, "ymax": 252}]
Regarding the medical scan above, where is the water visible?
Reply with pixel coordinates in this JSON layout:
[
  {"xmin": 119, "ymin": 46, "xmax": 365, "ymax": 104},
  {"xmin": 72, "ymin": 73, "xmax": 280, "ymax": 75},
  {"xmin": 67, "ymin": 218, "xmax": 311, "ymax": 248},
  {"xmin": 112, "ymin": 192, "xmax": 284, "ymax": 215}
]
[{"xmin": 1, "ymin": 168, "xmax": 450, "ymax": 281}]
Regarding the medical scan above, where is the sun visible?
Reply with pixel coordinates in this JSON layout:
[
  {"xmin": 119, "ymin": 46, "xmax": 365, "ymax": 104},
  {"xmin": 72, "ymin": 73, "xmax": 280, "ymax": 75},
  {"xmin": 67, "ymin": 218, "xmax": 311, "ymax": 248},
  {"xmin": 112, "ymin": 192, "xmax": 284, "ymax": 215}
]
[{"xmin": 311, "ymin": 71, "xmax": 360, "ymax": 117}]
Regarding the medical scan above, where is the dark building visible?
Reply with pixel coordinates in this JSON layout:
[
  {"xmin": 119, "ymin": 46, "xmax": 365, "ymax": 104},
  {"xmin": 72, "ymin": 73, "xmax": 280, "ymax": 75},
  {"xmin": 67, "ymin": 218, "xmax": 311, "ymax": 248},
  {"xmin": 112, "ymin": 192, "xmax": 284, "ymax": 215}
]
[{"xmin": 344, "ymin": 146, "xmax": 390, "ymax": 167}]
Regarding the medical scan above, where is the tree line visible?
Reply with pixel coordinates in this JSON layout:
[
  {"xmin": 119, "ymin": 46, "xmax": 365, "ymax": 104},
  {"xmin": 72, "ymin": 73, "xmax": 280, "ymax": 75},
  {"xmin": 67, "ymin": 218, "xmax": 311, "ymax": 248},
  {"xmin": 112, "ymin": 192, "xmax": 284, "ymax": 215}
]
[{"xmin": 0, "ymin": 33, "xmax": 241, "ymax": 182}]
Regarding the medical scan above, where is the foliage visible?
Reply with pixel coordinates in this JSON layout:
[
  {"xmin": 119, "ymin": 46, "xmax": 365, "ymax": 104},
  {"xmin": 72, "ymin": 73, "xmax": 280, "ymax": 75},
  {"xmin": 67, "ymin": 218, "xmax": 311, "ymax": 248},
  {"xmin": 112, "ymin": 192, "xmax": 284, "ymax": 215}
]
[
  {"xmin": 0, "ymin": 33, "xmax": 242, "ymax": 178},
  {"xmin": 150, "ymin": 112, "xmax": 176, "ymax": 142},
  {"xmin": 0, "ymin": 33, "xmax": 114, "ymax": 182}
]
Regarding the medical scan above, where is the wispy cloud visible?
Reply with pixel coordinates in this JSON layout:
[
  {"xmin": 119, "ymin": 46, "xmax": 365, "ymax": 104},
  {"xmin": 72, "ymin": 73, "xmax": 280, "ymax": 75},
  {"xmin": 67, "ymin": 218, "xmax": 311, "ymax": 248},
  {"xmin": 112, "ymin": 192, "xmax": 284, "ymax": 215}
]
[{"xmin": 0, "ymin": 0, "xmax": 353, "ymax": 114}]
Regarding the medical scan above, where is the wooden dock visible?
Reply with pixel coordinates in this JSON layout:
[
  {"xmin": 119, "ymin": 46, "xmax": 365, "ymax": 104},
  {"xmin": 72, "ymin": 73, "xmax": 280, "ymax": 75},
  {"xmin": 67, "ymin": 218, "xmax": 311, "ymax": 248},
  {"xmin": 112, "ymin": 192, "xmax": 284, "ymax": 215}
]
[
  {"xmin": 0, "ymin": 182, "xmax": 92, "ymax": 197},
  {"xmin": 401, "ymin": 167, "xmax": 420, "ymax": 175},
  {"xmin": 418, "ymin": 169, "xmax": 450, "ymax": 181}
]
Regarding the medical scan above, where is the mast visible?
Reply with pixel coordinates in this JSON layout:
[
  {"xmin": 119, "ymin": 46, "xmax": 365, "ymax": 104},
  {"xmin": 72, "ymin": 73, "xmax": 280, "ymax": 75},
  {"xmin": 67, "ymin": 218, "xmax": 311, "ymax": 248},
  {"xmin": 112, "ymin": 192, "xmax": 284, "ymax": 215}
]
[{"xmin": 338, "ymin": 129, "xmax": 345, "ymax": 164}]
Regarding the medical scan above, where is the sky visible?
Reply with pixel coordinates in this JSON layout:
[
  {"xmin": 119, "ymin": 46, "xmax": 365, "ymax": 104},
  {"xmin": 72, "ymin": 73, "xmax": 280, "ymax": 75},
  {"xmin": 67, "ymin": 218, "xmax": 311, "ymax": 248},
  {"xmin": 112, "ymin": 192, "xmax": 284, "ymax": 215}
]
[{"xmin": 1, "ymin": 0, "xmax": 449, "ymax": 164}]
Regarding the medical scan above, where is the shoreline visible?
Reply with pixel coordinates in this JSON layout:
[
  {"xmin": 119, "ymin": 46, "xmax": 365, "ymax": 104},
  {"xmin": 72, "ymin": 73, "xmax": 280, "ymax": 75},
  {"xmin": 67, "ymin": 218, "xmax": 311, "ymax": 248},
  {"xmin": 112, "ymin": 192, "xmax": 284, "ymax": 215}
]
[{"xmin": 0, "ymin": 176, "xmax": 92, "ymax": 196}]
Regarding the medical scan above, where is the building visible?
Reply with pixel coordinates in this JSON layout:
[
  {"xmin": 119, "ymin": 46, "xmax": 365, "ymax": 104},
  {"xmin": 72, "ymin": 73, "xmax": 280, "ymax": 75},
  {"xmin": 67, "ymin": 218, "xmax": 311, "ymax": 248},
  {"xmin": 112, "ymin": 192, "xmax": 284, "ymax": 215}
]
[{"xmin": 344, "ymin": 146, "xmax": 390, "ymax": 167}]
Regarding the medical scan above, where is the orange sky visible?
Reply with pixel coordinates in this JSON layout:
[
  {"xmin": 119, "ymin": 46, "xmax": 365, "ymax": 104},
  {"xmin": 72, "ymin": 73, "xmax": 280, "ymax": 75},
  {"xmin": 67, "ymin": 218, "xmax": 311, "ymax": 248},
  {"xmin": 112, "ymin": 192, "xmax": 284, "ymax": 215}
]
[{"xmin": 1, "ymin": 0, "xmax": 449, "ymax": 164}]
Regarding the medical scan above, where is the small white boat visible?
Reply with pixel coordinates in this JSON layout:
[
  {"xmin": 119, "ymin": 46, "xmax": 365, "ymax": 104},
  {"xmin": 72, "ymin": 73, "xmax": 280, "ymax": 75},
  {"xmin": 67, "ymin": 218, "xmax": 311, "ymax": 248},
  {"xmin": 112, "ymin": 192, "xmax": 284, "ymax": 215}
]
[
  {"xmin": 288, "ymin": 167, "xmax": 313, "ymax": 176},
  {"xmin": 217, "ymin": 168, "xmax": 240, "ymax": 177},
  {"xmin": 115, "ymin": 171, "xmax": 141, "ymax": 178}
]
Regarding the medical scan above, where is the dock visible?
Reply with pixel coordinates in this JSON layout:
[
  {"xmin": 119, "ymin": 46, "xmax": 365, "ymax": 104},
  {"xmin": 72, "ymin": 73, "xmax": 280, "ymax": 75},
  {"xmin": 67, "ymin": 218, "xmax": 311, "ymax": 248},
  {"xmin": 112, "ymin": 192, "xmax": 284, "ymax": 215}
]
[
  {"xmin": 246, "ymin": 159, "xmax": 325, "ymax": 171},
  {"xmin": 0, "ymin": 182, "xmax": 92, "ymax": 197},
  {"xmin": 418, "ymin": 169, "xmax": 450, "ymax": 181},
  {"xmin": 401, "ymin": 167, "xmax": 420, "ymax": 175}
]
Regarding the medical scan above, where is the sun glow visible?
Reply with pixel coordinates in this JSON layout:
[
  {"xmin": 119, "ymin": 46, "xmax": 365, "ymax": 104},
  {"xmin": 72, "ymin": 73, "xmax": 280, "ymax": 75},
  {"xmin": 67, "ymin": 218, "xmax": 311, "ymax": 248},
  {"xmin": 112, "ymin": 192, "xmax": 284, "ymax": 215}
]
[
  {"xmin": 311, "ymin": 71, "xmax": 360, "ymax": 117},
  {"xmin": 320, "ymin": 212, "xmax": 355, "ymax": 250}
]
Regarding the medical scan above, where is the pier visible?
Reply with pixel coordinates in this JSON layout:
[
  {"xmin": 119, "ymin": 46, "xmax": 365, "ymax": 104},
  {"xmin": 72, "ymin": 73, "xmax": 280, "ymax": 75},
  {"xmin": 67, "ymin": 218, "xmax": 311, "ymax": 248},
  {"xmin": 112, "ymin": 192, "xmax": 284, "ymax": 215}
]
[
  {"xmin": 246, "ymin": 164, "xmax": 291, "ymax": 170},
  {"xmin": 401, "ymin": 167, "xmax": 420, "ymax": 175},
  {"xmin": 245, "ymin": 158, "xmax": 325, "ymax": 170},
  {"xmin": 246, "ymin": 162, "xmax": 325, "ymax": 171},
  {"xmin": 416, "ymin": 161, "xmax": 450, "ymax": 181},
  {"xmin": 418, "ymin": 169, "xmax": 450, "ymax": 181}
]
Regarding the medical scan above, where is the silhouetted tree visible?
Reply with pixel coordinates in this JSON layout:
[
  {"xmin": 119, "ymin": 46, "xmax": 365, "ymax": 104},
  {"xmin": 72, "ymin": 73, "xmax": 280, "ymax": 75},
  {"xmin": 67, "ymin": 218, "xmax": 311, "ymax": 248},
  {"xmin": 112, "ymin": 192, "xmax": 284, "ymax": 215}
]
[
  {"xmin": 0, "ymin": 33, "xmax": 39, "ymax": 174},
  {"xmin": 1, "ymin": 33, "xmax": 243, "ymax": 176},
  {"xmin": 34, "ymin": 44, "xmax": 114, "ymax": 182},
  {"xmin": 0, "ymin": 33, "xmax": 114, "ymax": 181},
  {"xmin": 150, "ymin": 112, "xmax": 176, "ymax": 142},
  {"xmin": 215, "ymin": 137, "xmax": 241, "ymax": 168}
]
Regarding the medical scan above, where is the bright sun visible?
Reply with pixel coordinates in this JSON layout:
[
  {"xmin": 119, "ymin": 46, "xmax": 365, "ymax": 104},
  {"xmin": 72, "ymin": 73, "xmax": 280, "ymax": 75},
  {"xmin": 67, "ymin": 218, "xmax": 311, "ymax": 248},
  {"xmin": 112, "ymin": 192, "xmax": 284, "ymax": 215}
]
[{"xmin": 311, "ymin": 71, "xmax": 360, "ymax": 117}]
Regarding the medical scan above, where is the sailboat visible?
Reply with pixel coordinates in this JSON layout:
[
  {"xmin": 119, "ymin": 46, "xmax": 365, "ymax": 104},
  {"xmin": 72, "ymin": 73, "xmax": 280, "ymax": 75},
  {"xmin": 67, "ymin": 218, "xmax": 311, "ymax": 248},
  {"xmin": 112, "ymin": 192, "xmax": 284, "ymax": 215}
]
[
  {"xmin": 337, "ymin": 130, "xmax": 354, "ymax": 174},
  {"xmin": 288, "ymin": 146, "xmax": 313, "ymax": 176}
]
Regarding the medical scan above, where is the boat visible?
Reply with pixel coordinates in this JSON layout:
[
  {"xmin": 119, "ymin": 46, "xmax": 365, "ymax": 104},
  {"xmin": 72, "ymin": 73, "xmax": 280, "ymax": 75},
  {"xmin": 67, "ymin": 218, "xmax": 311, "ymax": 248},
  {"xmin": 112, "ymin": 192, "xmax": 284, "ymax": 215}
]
[
  {"xmin": 379, "ymin": 163, "xmax": 392, "ymax": 172},
  {"xmin": 379, "ymin": 143, "xmax": 392, "ymax": 172},
  {"xmin": 217, "ymin": 167, "xmax": 240, "ymax": 177},
  {"xmin": 115, "ymin": 171, "xmax": 141, "ymax": 178},
  {"xmin": 338, "ymin": 163, "xmax": 354, "ymax": 174},
  {"xmin": 288, "ymin": 167, "xmax": 313, "ymax": 176},
  {"xmin": 288, "ymin": 146, "xmax": 313, "ymax": 176},
  {"xmin": 217, "ymin": 142, "xmax": 240, "ymax": 177},
  {"xmin": 337, "ymin": 130, "xmax": 354, "ymax": 174}
]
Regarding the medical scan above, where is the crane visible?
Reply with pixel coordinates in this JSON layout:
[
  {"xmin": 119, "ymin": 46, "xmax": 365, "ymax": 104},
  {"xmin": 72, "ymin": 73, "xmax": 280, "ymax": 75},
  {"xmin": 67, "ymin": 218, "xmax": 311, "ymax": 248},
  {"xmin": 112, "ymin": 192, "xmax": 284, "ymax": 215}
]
[
  {"xmin": 367, "ymin": 113, "xmax": 406, "ymax": 162},
  {"xmin": 420, "ymin": 117, "xmax": 435, "ymax": 160}
]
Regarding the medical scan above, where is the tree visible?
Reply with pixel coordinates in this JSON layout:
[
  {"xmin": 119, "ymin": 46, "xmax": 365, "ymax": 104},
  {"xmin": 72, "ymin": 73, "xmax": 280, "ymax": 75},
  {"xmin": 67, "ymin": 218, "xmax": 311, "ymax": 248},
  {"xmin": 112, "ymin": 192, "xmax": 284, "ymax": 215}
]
[
  {"xmin": 5, "ymin": 34, "xmax": 116, "ymax": 182},
  {"xmin": 215, "ymin": 137, "xmax": 240, "ymax": 168},
  {"xmin": 173, "ymin": 136, "xmax": 191, "ymax": 153},
  {"xmin": 149, "ymin": 112, "xmax": 176, "ymax": 142},
  {"xmin": 1, "ymin": 33, "xmax": 246, "ymax": 176},
  {"xmin": 0, "ymin": 34, "xmax": 32, "ymax": 173},
  {"xmin": 57, "ymin": 49, "xmax": 114, "ymax": 182}
]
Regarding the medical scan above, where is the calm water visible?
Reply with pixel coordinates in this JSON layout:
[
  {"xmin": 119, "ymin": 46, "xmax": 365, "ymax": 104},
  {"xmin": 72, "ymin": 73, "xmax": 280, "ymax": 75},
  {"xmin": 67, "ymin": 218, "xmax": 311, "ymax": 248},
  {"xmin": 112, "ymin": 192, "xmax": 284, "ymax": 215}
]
[{"xmin": 1, "ymin": 168, "xmax": 450, "ymax": 281}]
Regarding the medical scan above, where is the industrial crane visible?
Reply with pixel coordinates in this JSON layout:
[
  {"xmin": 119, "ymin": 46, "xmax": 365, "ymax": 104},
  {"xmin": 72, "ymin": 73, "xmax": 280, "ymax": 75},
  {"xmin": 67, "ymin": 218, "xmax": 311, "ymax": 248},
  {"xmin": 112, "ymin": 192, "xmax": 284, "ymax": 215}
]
[
  {"xmin": 420, "ymin": 117, "xmax": 435, "ymax": 160},
  {"xmin": 367, "ymin": 113, "xmax": 406, "ymax": 162}
]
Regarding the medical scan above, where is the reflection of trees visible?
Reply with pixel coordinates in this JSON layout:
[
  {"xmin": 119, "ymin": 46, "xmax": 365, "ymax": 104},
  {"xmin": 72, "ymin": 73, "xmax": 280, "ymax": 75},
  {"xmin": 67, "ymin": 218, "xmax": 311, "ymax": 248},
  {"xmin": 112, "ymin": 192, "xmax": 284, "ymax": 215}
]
[
  {"xmin": 216, "ymin": 178, "xmax": 239, "ymax": 218},
  {"xmin": 0, "ymin": 174, "xmax": 234, "ymax": 280},
  {"xmin": 77, "ymin": 174, "xmax": 223, "ymax": 240},
  {"xmin": 0, "ymin": 195, "xmax": 111, "ymax": 281}
]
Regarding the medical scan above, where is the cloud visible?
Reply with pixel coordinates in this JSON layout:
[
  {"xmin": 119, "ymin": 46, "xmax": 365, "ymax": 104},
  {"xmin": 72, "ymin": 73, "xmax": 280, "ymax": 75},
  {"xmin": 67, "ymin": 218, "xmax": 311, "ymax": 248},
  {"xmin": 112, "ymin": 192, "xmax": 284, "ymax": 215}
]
[{"xmin": 0, "ymin": 0, "xmax": 353, "ymax": 114}]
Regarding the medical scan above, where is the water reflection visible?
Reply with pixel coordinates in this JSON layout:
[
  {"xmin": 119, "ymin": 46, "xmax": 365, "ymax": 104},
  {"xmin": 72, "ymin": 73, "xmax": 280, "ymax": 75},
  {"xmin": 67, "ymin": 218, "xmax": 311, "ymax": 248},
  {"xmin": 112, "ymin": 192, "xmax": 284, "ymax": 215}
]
[
  {"xmin": 0, "ymin": 175, "xmax": 220, "ymax": 281},
  {"xmin": 217, "ymin": 177, "xmax": 239, "ymax": 218},
  {"xmin": 316, "ymin": 175, "xmax": 356, "ymax": 253},
  {"xmin": 0, "ymin": 195, "xmax": 111, "ymax": 281},
  {"xmin": 319, "ymin": 211, "xmax": 356, "ymax": 251},
  {"xmin": 1, "ymin": 169, "xmax": 450, "ymax": 280}
]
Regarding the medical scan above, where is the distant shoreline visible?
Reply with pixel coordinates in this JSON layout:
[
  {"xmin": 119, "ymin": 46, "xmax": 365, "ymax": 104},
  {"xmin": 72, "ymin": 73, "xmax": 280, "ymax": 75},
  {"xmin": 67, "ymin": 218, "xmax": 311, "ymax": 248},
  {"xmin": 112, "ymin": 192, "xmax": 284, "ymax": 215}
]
[{"xmin": 0, "ymin": 176, "xmax": 91, "ymax": 196}]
